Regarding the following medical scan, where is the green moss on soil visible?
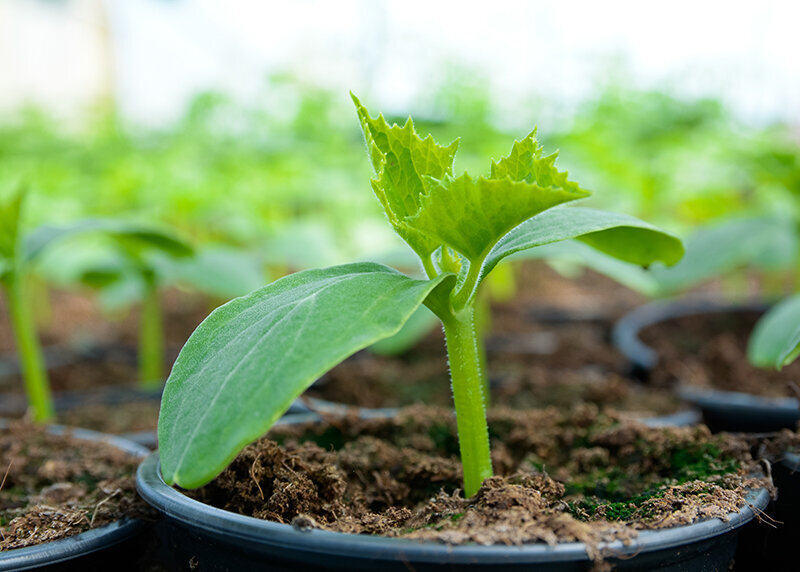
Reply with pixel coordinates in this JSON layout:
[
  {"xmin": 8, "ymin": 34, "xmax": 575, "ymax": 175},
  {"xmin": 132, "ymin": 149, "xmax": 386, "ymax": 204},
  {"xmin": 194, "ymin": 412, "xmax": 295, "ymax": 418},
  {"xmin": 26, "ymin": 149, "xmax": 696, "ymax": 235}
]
[{"xmin": 567, "ymin": 440, "xmax": 741, "ymax": 521}]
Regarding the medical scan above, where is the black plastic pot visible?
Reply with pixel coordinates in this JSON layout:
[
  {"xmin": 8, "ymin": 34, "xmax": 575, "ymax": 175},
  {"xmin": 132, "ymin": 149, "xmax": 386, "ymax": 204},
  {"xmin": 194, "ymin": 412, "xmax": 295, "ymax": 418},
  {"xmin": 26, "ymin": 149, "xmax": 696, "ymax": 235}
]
[
  {"xmin": 734, "ymin": 451, "xmax": 800, "ymax": 570},
  {"xmin": 612, "ymin": 298, "xmax": 798, "ymax": 432},
  {"xmin": 137, "ymin": 413, "xmax": 768, "ymax": 572},
  {"xmin": 776, "ymin": 451, "xmax": 800, "ymax": 525},
  {"xmin": 0, "ymin": 425, "xmax": 151, "ymax": 571}
]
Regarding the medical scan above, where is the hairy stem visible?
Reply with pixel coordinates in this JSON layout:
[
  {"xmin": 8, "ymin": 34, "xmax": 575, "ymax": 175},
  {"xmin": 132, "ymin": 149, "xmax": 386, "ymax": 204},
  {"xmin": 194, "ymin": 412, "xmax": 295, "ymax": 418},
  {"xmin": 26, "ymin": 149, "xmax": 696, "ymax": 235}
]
[
  {"xmin": 139, "ymin": 277, "xmax": 164, "ymax": 389},
  {"xmin": 3, "ymin": 275, "xmax": 54, "ymax": 422},
  {"xmin": 442, "ymin": 306, "xmax": 493, "ymax": 497},
  {"xmin": 474, "ymin": 291, "xmax": 491, "ymax": 406}
]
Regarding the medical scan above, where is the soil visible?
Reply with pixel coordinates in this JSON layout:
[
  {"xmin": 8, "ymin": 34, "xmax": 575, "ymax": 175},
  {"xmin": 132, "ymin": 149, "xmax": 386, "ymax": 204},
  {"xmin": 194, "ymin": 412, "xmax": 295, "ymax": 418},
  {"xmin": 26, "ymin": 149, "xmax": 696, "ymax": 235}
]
[
  {"xmin": 188, "ymin": 405, "xmax": 768, "ymax": 563},
  {"xmin": 0, "ymin": 288, "xmax": 211, "ymax": 393},
  {"xmin": 311, "ymin": 327, "xmax": 681, "ymax": 416},
  {"xmin": 640, "ymin": 311, "xmax": 800, "ymax": 398},
  {"xmin": 0, "ymin": 420, "xmax": 153, "ymax": 551}
]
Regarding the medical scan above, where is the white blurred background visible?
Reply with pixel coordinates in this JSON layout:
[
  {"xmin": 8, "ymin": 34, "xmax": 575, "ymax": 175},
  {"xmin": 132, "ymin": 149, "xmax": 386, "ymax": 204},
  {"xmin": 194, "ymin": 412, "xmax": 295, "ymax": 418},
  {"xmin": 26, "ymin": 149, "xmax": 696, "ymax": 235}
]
[{"xmin": 2, "ymin": 0, "xmax": 798, "ymax": 127}]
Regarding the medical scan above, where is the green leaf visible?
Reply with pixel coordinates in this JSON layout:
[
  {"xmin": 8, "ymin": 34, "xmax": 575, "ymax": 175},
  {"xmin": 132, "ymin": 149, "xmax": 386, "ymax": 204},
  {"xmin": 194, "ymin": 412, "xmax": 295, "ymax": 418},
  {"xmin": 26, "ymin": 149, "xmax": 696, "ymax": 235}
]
[
  {"xmin": 490, "ymin": 129, "xmax": 543, "ymax": 181},
  {"xmin": 490, "ymin": 130, "xmax": 584, "ymax": 193},
  {"xmin": 368, "ymin": 305, "xmax": 439, "ymax": 356},
  {"xmin": 650, "ymin": 217, "xmax": 797, "ymax": 294},
  {"xmin": 482, "ymin": 206, "xmax": 684, "ymax": 281},
  {"xmin": 778, "ymin": 327, "xmax": 800, "ymax": 368},
  {"xmin": 353, "ymin": 98, "xmax": 590, "ymax": 266},
  {"xmin": 159, "ymin": 262, "xmax": 453, "ymax": 488},
  {"xmin": 24, "ymin": 219, "xmax": 194, "ymax": 262},
  {"xmin": 514, "ymin": 241, "xmax": 661, "ymax": 297},
  {"xmin": 748, "ymin": 294, "xmax": 800, "ymax": 369},
  {"xmin": 352, "ymin": 94, "xmax": 458, "ymax": 258},
  {"xmin": 413, "ymin": 173, "xmax": 589, "ymax": 263},
  {"xmin": 0, "ymin": 191, "xmax": 23, "ymax": 282},
  {"xmin": 112, "ymin": 228, "xmax": 194, "ymax": 259},
  {"xmin": 166, "ymin": 246, "xmax": 265, "ymax": 300}
]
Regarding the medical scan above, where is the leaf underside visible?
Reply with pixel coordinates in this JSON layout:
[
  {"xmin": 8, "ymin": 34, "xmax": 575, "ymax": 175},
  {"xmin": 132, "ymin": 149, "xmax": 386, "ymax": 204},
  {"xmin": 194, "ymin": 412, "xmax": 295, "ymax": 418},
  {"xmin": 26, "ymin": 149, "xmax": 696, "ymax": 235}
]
[
  {"xmin": 482, "ymin": 206, "xmax": 685, "ymax": 281},
  {"xmin": 159, "ymin": 262, "xmax": 452, "ymax": 488}
]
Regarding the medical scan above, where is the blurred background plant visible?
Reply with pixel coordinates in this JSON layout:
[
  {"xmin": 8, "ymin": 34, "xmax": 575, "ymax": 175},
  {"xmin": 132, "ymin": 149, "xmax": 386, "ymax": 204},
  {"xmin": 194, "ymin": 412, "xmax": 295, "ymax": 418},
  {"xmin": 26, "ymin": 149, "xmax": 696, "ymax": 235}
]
[{"xmin": 1, "ymin": 0, "xmax": 799, "ymax": 414}]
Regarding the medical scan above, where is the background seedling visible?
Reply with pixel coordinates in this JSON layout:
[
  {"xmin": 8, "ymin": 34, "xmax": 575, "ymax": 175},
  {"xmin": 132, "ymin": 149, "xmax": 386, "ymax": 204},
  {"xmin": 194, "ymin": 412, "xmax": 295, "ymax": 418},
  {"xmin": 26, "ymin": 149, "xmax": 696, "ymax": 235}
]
[
  {"xmin": 37, "ymin": 223, "xmax": 195, "ymax": 389},
  {"xmin": 0, "ymin": 190, "xmax": 53, "ymax": 422}
]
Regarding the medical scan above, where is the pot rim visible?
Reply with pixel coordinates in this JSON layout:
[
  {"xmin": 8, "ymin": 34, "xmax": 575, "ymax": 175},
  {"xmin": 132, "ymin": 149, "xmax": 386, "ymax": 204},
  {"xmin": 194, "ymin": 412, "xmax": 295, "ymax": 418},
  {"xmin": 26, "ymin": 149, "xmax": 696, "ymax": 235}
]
[
  {"xmin": 0, "ymin": 422, "xmax": 149, "ymax": 570},
  {"xmin": 783, "ymin": 451, "xmax": 800, "ymax": 471},
  {"xmin": 676, "ymin": 385, "xmax": 799, "ymax": 413},
  {"xmin": 612, "ymin": 296, "xmax": 769, "ymax": 371},
  {"xmin": 137, "ymin": 450, "xmax": 769, "ymax": 565}
]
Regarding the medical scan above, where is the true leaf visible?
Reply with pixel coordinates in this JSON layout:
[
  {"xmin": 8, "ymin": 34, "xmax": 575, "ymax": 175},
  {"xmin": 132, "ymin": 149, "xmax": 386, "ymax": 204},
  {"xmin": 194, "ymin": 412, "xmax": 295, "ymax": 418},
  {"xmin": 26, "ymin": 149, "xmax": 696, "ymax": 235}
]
[
  {"xmin": 413, "ymin": 173, "xmax": 589, "ymax": 262},
  {"xmin": 490, "ymin": 130, "xmax": 543, "ymax": 181},
  {"xmin": 352, "ymin": 94, "xmax": 458, "ymax": 258},
  {"xmin": 482, "ymin": 206, "xmax": 684, "ymax": 282},
  {"xmin": 159, "ymin": 262, "xmax": 453, "ymax": 488},
  {"xmin": 490, "ymin": 130, "xmax": 583, "ymax": 194},
  {"xmin": 748, "ymin": 293, "xmax": 800, "ymax": 369}
]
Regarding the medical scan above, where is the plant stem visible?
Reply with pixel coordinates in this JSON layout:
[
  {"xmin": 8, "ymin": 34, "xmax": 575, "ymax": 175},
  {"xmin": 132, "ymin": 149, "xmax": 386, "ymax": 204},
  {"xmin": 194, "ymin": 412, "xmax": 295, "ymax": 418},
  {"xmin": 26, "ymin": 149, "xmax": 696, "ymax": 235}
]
[
  {"xmin": 442, "ymin": 306, "xmax": 493, "ymax": 497},
  {"xmin": 3, "ymin": 275, "xmax": 54, "ymax": 422},
  {"xmin": 474, "ymin": 292, "xmax": 491, "ymax": 406},
  {"xmin": 138, "ymin": 278, "xmax": 164, "ymax": 389}
]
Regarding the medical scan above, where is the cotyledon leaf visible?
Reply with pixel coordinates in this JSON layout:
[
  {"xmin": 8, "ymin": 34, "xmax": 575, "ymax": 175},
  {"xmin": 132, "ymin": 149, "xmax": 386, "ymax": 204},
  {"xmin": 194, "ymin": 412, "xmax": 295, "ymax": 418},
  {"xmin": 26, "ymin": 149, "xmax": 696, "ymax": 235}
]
[
  {"xmin": 481, "ymin": 207, "xmax": 684, "ymax": 284},
  {"xmin": 511, "ymin": 241, "xmax": 662, "ymax": 297},
  {"xmin": 24, "ymin": 218, "xmax": 193, "ymax": 262},
  {"xmin": 778, "ymin": 326, "xmax": 800, "ymax": 368},
  {"xmin": 158, "ymin": 263, "xmax": 454, "ymax": 488},
  {"xmin": 748, "ymin": 293, "xmax": 800, "ymax": 369}
]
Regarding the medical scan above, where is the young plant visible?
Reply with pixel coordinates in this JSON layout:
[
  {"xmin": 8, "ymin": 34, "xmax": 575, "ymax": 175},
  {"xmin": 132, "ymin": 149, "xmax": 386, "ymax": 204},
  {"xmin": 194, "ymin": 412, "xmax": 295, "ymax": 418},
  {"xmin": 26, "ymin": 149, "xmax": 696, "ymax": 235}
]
[
  {"xmin": 0, "ymin": 191, "xmax": 54, "ymax": 422},
  {"xmin": 23, "ymin": 216, "xmax": 197, "ymax": 389},
  {"xmin": 58, "ymin": 225, "xmax": 194, "ymax": 389},
  {"xmin": 158, "ymin": 96, "xmax": 683, "ymax": 496}
]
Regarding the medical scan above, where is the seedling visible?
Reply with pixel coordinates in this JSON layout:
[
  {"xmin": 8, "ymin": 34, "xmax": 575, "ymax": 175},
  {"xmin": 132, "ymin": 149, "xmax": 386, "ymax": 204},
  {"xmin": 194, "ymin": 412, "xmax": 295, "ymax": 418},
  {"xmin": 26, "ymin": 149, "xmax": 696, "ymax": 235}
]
[
  {"xmin": 54, "ymin": 225, "xmax": 195, "ymax": 388},
  {"xmin": 158, "ymin": 96, "xmax": 683, "ymax": 496},
  {"xmin": 0, "ymin": 191, "xmax": 53, "ymax": 422}
]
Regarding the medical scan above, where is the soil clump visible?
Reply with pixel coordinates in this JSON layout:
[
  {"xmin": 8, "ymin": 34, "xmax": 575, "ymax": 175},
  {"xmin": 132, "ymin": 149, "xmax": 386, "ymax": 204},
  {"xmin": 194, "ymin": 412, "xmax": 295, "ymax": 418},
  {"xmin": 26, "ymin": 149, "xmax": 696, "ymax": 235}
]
[{"xmin": 0, "ymin": 420, "xmax": 152, "ymax": 550}]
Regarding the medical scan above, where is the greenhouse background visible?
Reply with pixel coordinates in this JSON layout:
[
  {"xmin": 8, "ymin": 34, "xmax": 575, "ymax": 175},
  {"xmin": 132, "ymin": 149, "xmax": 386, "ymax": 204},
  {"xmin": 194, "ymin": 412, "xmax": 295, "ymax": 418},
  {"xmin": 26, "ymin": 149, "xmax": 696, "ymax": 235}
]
[
  {"xmin": 3, "ymin": 0, "xmax": 799, "ymax": 251},
  {"xmin": 3, "ymin": 0, "xmax": 800, "ymax": 569}
]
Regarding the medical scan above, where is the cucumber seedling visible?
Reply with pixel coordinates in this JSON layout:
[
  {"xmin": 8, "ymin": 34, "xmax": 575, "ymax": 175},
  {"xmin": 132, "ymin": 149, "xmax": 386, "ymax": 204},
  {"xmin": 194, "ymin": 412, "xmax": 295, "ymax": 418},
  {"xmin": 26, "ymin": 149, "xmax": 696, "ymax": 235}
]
[{"xmin": 158, "ymin": 96, "xmax": 684, "ymax": 496}]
